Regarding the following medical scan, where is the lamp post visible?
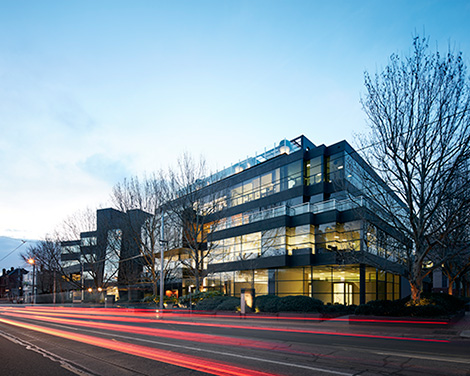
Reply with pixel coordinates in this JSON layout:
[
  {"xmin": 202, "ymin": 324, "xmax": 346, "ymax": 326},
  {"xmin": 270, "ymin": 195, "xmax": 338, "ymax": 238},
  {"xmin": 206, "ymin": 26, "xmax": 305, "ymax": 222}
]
[
  {"xmin": 27, "ymin": 258, "xmax": 36, "ymax": 304},
  {"xmin": 159, "ymin": 212, "xmax": 165, "ymax": 311},
  {"xmin": 81, "ymin": 263, "xmax": 84, "ymax": 302}
]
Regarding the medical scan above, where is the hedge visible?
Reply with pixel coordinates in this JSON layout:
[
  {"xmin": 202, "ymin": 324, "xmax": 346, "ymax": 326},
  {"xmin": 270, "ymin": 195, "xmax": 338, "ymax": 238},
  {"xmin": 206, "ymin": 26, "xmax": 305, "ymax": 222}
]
[
  {"xmin": 255, "ymin": 295, "xmax": 324, "ymax": 313},
  {"xmin": 354, "ymin": 293, "xmax": 466, "ymax": 317}
]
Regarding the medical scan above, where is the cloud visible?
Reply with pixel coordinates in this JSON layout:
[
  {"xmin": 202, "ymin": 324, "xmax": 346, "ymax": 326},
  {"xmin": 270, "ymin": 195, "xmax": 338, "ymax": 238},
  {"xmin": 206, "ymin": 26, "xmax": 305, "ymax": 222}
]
[{"xmin": 78, "ymin": 153, "xmax": 132, "ymax": 186}]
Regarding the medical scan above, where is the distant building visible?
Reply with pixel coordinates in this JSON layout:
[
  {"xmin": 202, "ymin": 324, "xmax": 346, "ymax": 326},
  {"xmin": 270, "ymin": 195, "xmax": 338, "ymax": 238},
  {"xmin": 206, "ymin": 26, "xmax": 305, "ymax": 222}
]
[
  {"xmin": 0, "ymin": 267, "xmax": 28, "ymax": 302},
  {"xmin": 60, "ymin": 208, "xmax": 150, "ymax": 301}
]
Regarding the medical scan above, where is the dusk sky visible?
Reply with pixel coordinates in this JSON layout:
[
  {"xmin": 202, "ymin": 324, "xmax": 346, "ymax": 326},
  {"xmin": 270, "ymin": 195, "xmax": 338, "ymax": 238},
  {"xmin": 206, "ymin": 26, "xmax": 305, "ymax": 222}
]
[{"xmin": 1, "ymin": 1, "xmax": 470, "ymax": 268}]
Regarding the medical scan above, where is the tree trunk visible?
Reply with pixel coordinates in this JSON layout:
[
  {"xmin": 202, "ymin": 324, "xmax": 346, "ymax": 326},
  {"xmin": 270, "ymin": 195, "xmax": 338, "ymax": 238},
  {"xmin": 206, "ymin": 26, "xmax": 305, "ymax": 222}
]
[
  {"xmin": 195, "ymin": 273, "xmax": 200, "ymax": 293},
  {"xmin": 153, "ymin": 281, "xmax": 158, "ymax": 297},
  {"xmin": 410, "ymin": 282, "xmax": 421, "ymax": 303},
  {"xmin": 448, "ymin": 280, "xmax": 454, "ymax": 295}
]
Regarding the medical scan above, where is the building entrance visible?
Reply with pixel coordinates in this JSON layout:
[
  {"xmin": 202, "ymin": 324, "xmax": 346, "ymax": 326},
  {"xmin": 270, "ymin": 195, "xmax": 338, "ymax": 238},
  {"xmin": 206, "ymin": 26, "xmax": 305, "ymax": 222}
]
[{"xmin": 333, "ymin": 282, "xmax": 353, "ymax": 305}]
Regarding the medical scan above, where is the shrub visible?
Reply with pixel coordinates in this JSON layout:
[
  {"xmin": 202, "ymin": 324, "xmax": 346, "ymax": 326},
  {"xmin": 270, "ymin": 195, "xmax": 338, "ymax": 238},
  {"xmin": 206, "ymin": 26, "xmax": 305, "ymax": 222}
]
[
  {"xmin": 179, "ymin": 290, "xmax": 221, "ymax": 307},
  {"xmin": 216, "ymin": 297, "xmax": 240, "ymax": 311},
  {"xmin": 142, "ymin": 294, "xmax": 179, "ymax": 306},
  {"xmin": 255, "ymin": 295, "xmax": 325, "ymax": 313},
  {"xmin": 354, "ymin": 293, "xmax": 466, "ymax": 317},
  {"xmin": 411, "ymin": 304, "xmax": 447, "ymax": 317},
  {"xmin": 255, "ymin": 295, "xmax": 281, "ymax": 313},
  {"xmin": 421, "ymin": 292, "xmax": 466, "ymax": 312},
  {"xmin": 355, "ymin": 299, "xmax": 409, "ymax": 317},
  {"xmin": 195, "ymin": 296, "xmax": 227, "ymax": 311},
  {"xmin": 277, "ymin": 295, "xmax": 324, "ymax": 313},
  {"xmin": 323, "ymin": 303, "xmax": 357, "ymax": 315}
]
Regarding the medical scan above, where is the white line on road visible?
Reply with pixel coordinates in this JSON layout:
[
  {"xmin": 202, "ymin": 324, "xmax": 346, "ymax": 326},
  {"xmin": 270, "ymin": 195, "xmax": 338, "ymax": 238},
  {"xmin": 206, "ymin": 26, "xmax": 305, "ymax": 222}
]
[
  {"xmin": 48, "ymin": 322, "xmax": 354, "ymax": 376},
  {"xmin": 0, "ymin": 330, "xmax": 96, "ymax": 376}
]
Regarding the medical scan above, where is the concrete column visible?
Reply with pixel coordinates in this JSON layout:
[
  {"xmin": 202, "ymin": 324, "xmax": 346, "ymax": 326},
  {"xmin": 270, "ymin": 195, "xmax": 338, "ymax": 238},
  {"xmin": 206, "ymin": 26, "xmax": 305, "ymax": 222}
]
[{"xmin": 359, "ymin": 264, "xmax": 366, "ymax": 305}]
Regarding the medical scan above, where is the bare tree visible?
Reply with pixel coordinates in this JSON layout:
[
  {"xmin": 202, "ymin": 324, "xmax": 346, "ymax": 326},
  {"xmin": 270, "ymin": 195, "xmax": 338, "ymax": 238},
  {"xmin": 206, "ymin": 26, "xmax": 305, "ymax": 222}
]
[
  {"xmin": 163, "ymin": 153, "xmax": 222, "ymax": 293},
  {"xmin": 360, "ymin": 35, "xmax": 470, "ymax": 302},
  {"xmin": 111, "ymin": 175, "xmax": 179, "ymax": 298},
  {"xmin": 55, "ymin": 208, "xmax": 122, "ymax": 291},
  {"xmin": 21, "ymin": 238, "xmax": 62, "ymax": 296},
  {"xmin": 441, "ymin": 252, "xmax": 470, "ymax": 295},
  {"xmin": 430, "ymin": 165, "xmax": 470, "ymax": 295}
]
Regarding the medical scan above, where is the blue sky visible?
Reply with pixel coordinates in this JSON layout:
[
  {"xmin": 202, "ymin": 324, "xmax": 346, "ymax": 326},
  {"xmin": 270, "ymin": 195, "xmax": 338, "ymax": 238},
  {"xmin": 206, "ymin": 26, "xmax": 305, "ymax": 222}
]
[{"xmin": 1, "ymin": 1, "xmax": 470, "ymax": 268}]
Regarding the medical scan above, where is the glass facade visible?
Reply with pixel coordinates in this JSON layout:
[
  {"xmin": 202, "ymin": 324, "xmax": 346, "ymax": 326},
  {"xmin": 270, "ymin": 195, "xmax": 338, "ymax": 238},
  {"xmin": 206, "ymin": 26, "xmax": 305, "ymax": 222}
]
[
  {"xmin": 286, "ymin": 225, "xmax": 315, "ymax": 254},
  {"xmin": 81, "ymin": 236, "xmax": 97, "ymax": 246},
  {"xmin": 208, "ymin": 265, "xmax": 400, "ymax": 304},
  {"xmin": 211, "ymin": 227, "xmax": 287, "ymax": 263},
  {"xmin": 305, "ymin": 156, "xmax": 323, "ymax": 185},
  {"xmin": 315, "ymin": 221, "xmax": 361, "ymax": 253},
  {"xmin": 327, "ymin": 153, "xmax": 345, "ymax": 182},
  {"xmin": 204, "ymin": 161, "xmax": 302, "ymax": 211},
  {"xmin": 59, "ymin": 137, "xmax": 406, "ymax": 304},
  {"xmin": 103, "ymin": 229, "xmax": 122, "ymax": 283},
  {"xmin": 199, "ymin": 142, "xmax": 405, "ymax": 304}
]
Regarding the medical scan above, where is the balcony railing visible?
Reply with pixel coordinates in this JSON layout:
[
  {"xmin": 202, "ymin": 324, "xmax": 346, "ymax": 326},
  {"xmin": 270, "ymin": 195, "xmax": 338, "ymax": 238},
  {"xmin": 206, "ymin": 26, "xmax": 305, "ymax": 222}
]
[{"xmin": 215, "ymin": 197, "xmax": 368, "ymax": 232}]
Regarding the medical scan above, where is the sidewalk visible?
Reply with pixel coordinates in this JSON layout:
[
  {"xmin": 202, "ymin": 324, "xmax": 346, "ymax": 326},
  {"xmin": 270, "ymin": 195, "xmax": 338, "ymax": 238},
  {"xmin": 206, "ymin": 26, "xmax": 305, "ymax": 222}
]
[{"xmin": 454, "ymin": 311, "xmax": 470, "ymax": 338}]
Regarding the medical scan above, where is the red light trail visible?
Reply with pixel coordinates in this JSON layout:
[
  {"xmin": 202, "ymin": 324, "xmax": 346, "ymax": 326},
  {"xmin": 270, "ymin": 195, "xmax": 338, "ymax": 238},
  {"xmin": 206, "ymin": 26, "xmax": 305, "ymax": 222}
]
[
  {"xmin": 1, "ymin": 307, "xmax": 450, "ymax": 343},
  {"xmin": 15, "ymin": 306, "xmax": 451, "ymax": 325},
  {"xmin": 0, "ymin": 317, "xmax": 281, "ymax": 376},
  {"xmin": 1, "ymin": 310, "xmax": 308, "ymax": 354}
]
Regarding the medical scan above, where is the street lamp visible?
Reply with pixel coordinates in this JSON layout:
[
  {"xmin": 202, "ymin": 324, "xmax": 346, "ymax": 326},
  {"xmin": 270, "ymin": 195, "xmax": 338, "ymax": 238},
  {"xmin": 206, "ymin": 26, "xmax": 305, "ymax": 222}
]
[
  {"xmin": 159, "ymin": 212, "xmax": 166, "ymax": 311},
  {"xmin": 27, "ymin": 258, "xmax": 36, "ymax": 304}
]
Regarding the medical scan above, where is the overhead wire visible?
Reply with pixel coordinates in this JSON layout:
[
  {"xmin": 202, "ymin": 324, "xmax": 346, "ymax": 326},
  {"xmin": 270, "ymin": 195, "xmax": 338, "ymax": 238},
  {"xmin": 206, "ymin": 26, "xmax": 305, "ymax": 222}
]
[{"xmin": 0, "ymin": 240, "xmax": 27, "ymax": 263}]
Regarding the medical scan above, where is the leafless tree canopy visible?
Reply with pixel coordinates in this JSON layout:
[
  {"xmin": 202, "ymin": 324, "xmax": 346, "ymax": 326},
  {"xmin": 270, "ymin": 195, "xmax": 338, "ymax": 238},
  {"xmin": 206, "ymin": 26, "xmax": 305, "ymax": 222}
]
[
  {"xmin": 163, "ymin": 153, "xmax": 222, "ymax": 292},
  {"xmin": 54, "ymin": 208, "xmax": 97, "ymax": 241},
  {"xmin": 54, "ymin": 208, "xmax": 121, "ymax": 290},
  {"xmin": 111, "ymin": 174, "xmax": 173, "ymax": 297},
  {"xmin": 360, "ymin": 35, "xmax": 470, "ymax": 301},
  {"xmin": 21, "ymin": 238, "xmax": 62, "ymax": 294}
]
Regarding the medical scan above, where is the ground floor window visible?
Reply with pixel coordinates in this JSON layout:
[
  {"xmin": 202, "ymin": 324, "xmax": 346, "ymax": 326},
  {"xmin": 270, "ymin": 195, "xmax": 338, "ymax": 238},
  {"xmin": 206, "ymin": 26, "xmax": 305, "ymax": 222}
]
[{"xmin": 207, "ymin": 265, "xmax": 401, "ymax": 304}]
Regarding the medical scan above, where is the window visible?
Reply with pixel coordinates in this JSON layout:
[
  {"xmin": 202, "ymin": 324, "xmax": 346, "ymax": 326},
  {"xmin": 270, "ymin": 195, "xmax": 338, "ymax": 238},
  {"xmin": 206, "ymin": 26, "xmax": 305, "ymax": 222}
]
[
  {"xmin": 326, "ymin": 153, "xmax": 344, "ymax": 182},
  {"xmin": 81, "ymin": 237, "xmax": 97, "ymax": 246},
  {"xmin": 306, "ymin": 156, "xmax": 323, "ymax": 185}
]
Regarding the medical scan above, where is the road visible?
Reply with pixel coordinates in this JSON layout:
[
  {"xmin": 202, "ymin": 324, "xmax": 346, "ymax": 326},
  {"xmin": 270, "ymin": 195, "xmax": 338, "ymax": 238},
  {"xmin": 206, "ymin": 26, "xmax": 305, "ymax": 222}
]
[{"xmin": 0, "ymin": 305, "xmax": 469, "ymax": 376}]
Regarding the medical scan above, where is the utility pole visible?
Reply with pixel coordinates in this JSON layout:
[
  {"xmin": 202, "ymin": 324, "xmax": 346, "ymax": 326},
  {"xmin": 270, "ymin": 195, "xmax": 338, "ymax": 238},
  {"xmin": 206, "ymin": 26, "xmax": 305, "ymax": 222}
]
[
  {"xmin": 81, "ymin": 263, "xmax": 84, "ymax": 302},
  {"xmin": 27, "ymin": 258, "xmax": 36, "ymax": 304},
  {"xmin": 159, "ymin": 212, "xmax": 165, "ymax": 311},
  {"xmin": 53, "ymin": 269, "xmax": 56, "ymax": 305}
]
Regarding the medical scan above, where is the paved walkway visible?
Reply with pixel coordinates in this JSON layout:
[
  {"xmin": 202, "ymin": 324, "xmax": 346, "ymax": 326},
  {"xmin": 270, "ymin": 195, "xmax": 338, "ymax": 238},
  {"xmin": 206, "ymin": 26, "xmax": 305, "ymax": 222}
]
[{"xmin": 454, "ymin": 310, "xmax": 470, "ymax": 338}]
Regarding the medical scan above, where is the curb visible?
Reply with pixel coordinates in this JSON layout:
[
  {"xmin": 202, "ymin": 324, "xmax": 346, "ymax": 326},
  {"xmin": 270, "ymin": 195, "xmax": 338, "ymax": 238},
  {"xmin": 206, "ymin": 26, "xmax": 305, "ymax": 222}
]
[{"xmin": 460, "ymin": 330, "xmax": 470, "ymax": 338}]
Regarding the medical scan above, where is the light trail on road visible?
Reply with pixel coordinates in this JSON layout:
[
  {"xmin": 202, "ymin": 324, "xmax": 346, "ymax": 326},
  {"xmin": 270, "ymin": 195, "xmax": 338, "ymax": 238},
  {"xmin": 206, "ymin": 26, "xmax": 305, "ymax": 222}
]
[
  {"xmin": 1, "ymin": 310, "xmax": 308, "ymax": 355},
  {"xmin": 1, "ymin": 306, "xmax": 450, "ymax": 343},
  {"xmin": 15, "ymin": 306, "xmax": 452, "ymax": 326},
  {"xmin": 1, "ymin": 306, "xmax": 467, "ymax": 376},
  {"xmin": 0, "ymin": 316, "xmax": 283, "ymax": 376}
]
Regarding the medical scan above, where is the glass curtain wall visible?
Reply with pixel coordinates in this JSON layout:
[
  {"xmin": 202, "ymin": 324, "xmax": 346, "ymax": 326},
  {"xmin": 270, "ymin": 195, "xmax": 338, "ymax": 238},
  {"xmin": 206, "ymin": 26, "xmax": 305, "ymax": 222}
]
[
  {"xmin": 315, "ymin": 221, "xmax": 362, "ymax": 253},
  {"xmin": 305, "ymin": 156, "xmax": 323, "ymax": 185},
  {"xmin": 103, "ymin": 229, "xmax": 122, "ymax": 283},
  {"xmin": 365, "ymin": 266, "xmax": 400, "ymax": 302},
  {"xmin": 205, "ymin": 161, "xmax": 303, "ymax": 212},
  {"xmin": 210, "ymin": 227, "xmax": 287, "ymax": 264},
  {"xmin": 208, "ymin": 265, "xmax": 400, "ymax": 303}
]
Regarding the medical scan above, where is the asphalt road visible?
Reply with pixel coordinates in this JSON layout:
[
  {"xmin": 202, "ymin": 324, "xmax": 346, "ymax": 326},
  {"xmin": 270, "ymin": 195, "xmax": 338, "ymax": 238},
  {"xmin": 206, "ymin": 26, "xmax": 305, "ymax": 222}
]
[{"xmin": 0, "ymin": 305, "xmax": 469, "ymax": 376}]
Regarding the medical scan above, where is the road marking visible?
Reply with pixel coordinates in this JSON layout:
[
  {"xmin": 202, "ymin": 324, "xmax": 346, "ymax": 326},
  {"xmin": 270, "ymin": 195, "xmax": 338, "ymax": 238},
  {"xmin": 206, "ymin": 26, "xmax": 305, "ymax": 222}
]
[
  {"xmin": 48, "ymin": 322, "xmax": 353, "ymax": 376},
  {"xmin": 0, "ymin": 330, "xmax": 96, "ymax": 376}
]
